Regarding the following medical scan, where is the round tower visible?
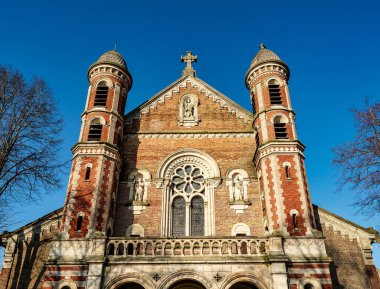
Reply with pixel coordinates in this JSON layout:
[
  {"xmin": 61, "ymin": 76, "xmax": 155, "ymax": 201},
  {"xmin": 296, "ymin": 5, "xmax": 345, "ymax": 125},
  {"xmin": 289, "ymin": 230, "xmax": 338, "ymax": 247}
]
[
  {"xmin": 62, "ymin": 50, "xmax": 132, "ymax": 238},
  {"xmin": 246, "ymin": 44, "xmax": 315, "ymax": 237}
]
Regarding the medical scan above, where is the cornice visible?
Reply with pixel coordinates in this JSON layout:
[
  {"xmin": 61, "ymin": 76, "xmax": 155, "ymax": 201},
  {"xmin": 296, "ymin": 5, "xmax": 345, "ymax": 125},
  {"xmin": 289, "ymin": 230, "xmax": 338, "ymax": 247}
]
[
  {"xmin": 252, "ymin": 107, "xmax": 296, "ymax": 124},
  {"xmin": 253, "ymin": 141, "xmax": 306, "ymax": 166},
  {"xmin": 81, "ymin": 108, "xmax": 124, "ymax": 122},
  {"xmin": 245, "ymin": 62, "xmax": 290, "ymax": 89},
  {"xmin": 71, "ymin": 142, "xmax": 121, "ymax": 162},
  {"xmin": 88, "ymin": 63, "xmax": 132, "ymax": 89}
]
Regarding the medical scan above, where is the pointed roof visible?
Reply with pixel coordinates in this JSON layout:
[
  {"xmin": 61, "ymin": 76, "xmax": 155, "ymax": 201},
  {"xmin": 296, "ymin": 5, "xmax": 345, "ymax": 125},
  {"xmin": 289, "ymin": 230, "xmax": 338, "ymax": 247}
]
[{"xmin": 125, "ymin": 74, "xmax": 253, "ymax": 124}]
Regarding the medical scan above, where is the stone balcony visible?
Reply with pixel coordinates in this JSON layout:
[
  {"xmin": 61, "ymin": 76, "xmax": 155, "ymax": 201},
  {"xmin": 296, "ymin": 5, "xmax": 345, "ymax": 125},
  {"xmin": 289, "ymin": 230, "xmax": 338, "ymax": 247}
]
[
  {"xmin": 47, "ymin": 236, "xmax": 328, "ymax": 263},
  {"xmin": 106, "ymin": 237, "xmax": 270, "ymax": 259}
]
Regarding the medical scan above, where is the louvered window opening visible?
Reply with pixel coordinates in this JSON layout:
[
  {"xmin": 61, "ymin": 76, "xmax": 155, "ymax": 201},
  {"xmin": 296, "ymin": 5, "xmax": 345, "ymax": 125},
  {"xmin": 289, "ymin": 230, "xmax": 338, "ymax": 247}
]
[
  {"xmin": 94, "ymin": 86, "xmax": 108, "ymax": 106},
  {"xmin": 269, "ymin": 84, "xmax": 282, "ymax": 105},
  {"xmin": 274, "ymin": 123, "xmax": 288, "ymax": 139},
  {"xmin": 88, "ymin": 125, "xmax": 102, "ymax": 141}
]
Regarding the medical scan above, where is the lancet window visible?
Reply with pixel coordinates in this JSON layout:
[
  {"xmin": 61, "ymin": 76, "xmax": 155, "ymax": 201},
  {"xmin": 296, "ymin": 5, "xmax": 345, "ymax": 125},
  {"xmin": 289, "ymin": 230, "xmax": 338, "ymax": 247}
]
[{"xmin": 171, "ymin": 164, "xmax": 205, "ymax": 237}]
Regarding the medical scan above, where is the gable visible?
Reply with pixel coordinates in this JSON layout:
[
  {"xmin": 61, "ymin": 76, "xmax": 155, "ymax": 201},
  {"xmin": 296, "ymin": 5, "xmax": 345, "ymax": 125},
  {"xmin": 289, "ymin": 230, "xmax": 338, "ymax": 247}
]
[{"xmin": 125, "ymin": 75, "xmax": 253, "ymax": 133}]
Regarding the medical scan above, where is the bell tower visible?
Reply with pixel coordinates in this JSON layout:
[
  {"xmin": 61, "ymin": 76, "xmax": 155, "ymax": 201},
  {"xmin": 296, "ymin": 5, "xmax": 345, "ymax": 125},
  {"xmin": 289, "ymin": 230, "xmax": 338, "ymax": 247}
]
[
  {"xmin": 246, "ymin": 44, "xmax": 315, "ymax": 236},
  {"xmin": 62, "ymin": 50, "xmax": 132, "ymax": 238}
]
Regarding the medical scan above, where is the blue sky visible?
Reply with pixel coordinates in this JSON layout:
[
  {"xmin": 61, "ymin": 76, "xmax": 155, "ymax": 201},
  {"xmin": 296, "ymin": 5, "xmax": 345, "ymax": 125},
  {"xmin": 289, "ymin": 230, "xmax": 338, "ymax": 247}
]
[{"xmin": 0, "ymin": 0, "xmax": 379, "ymax": 266}]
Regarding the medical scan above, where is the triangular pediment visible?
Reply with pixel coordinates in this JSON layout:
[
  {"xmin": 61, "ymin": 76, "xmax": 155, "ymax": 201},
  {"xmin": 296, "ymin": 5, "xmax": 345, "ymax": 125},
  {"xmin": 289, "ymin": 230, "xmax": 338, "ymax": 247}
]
[{"xmin": 125, "ymin": 75, "xmax": 253, "ymax": 124}]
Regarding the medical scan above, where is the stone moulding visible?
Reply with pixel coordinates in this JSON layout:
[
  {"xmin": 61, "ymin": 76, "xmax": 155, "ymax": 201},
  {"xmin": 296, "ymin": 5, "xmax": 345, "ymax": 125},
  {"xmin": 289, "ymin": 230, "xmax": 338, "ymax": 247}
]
[{"xmin": 126, "ymin": 132, "xmax": 255, "ymax": 139}]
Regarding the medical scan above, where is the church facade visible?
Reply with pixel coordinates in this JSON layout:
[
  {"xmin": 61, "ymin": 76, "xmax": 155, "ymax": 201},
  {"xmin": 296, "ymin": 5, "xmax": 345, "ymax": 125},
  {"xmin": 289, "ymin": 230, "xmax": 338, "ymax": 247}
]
[{"xmin": 0, "ymin": 46, "xmax": 379, "ymax": 289}]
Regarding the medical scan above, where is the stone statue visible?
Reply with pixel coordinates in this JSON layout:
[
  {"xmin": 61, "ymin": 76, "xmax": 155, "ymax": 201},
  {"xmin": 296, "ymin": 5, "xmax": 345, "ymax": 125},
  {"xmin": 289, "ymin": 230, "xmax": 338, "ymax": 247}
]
[
  {"xmin": 184, "ymin": 97, "xmax": 194, "ymax": 118},
  {"xmin": 233, "ymin": 174, "xmax": 244, "ymax": 201},
  {"xmin": 134, "ymin": 176, "xmax": 145, "ymax": 202}
]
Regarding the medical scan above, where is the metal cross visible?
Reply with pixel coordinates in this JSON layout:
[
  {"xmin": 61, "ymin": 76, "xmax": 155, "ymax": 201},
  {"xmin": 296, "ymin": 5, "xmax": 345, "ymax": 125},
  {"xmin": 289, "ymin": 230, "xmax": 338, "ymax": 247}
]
[
  {"xmin": 214, "ymin": 273, "xmax": 222, "ymax": 282},
  {"xmin": 153, "ymin": 274, "xmax": 161, "ymax": 282},
  {"xmin": 181, "ymin": 51, "xmax": 197, "ymax": 69}
]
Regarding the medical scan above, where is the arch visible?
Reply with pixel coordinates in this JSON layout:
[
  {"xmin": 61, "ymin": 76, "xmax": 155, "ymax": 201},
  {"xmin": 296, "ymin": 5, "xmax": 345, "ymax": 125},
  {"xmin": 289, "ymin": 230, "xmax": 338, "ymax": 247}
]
[
  {"xmin": 271, "ymin": 114, "xmax": 289, "ymax": 140},
  {"xmin": 229, "ymin": 282, "xmax": 259, "ymax": 289},
  {"xmin": 88, "ymin": 116, "xmax": 106, "ymax": 125},
  {"xmin": 270, "ymin": 114, "xmax": 288, "ymax": 124},
  {"xmin": 94, "ymin": 78, "xmax": 113, "ymax": 88},
  {"xmin": 220, "ymin": 272, "xmax": 270, "ymax": 289},
  {"xmin": 126, "ymin": 224, "xmax": 145, "ymax": 237},
  {"xmin": 264, "ymin": 76, "xmax": 284, "ymax": 87},
  {"xmin": 157, "ymin": 149, "xmax": 220, "ymax": 179},
  {"xmin": 157, "ymin": 270, "xmax": 217, "ymax": 289},
  {"xmin": 116, "ymin": 284, "xmax": 145, "ymax": 289},
  {"xmin": 231, "ymin": 223, "xmax": 251, "ymax": 236},
  {"xmin": 55, "ymin": 279, "xmax": 78, "ymax": 289},
  {"xmin": 179, "ymin": 93, "xmax": 200, "ymax": 127},
  {"xmin": 297, "ymin": 277, "xmax": 322, "ymax": 289},
  {"xmin": 104, "ymin": 272, "xmax": 156, "ymax": 289},
  {"xmin": 159, "ymin": 149, "xmax": 220, "ymax": 237},
  {"xmin": 169, "ymin": 280, "xmax": 206, "ymax": 289}
]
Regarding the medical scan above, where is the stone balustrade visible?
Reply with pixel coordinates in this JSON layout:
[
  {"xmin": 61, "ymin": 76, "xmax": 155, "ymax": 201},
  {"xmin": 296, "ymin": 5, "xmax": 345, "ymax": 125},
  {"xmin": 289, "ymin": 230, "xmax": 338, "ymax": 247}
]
[{"xmin": 106, "ymin": 237, "xmax": 269, "ymax": 257}]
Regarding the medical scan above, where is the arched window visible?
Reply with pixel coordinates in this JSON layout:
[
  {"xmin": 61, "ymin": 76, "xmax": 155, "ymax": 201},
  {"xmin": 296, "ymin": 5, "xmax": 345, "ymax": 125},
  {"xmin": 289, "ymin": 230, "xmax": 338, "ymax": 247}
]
[
  {"xmin": 172, "ymin": 197, "xmax": 186, "ymax": 237},
  {"xmin": 268, "ymin": 79, "xmax": 282, "ymax": 105},
  {"xmin": 304, "ymin": 284, "xmax": 314, "ymax": 289},
  {"xmin": 171, "ymin": 164, "xmax": 205, "ymax": 237},
  {"xmin": 88, "ymin": 118, "xmax": 103, "ymax": 141},
  {"xmin": 159, "ymin": 149, "xmax": 221, "ymax": 237},
  {"xmin": 191, "ymin": 196, "xmax": 204, "ymax": 236},
  {"xmin": 85, "ymin": 166, "xmax": 91, "ymax": 181},
  {"xmin": 76, "ymin": 214, "xmax": 84, "ymax": 231},
  {"xmin": 273, "ymin": 115, "xmax": 288, "ymax": 139},
  {"xmin": 290, "ymin": 209, "xmax": 299, "ymax": 231},
  {"xmin": 94, "ymin": 81, "xmax": 109, "ymax": 106}
]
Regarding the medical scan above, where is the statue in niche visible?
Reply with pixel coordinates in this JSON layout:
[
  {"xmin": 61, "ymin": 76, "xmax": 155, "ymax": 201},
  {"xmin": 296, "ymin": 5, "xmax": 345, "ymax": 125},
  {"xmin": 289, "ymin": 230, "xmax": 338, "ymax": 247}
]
[
  {"xmin": 134, "ymin": 175, "xmax": 145, "ymax": 202},
  {"xmin": 183, "ymin": 97, "xmax": 194, "ymax": 118},
  {"xmin": 232, "ymin": 174, "xmax": 244, "ymax": 201}
]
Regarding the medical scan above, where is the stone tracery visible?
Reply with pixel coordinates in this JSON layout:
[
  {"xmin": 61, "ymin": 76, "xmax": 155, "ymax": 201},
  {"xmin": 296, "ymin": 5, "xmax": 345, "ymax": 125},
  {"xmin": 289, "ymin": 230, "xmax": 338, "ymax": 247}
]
[{"xmin": 158, "ymin": 149, "xmax": 220, "ymax": 237}]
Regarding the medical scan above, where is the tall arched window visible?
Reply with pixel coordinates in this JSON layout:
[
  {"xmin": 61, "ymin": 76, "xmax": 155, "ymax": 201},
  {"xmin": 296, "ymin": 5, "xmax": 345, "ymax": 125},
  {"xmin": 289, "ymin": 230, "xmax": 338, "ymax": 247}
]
[
  {"xmin": 191, "ymin": 196, "xmax": 204, "ymax": 236},
  {"xmin": 172, "ymin": 197, "xmax": 186, "ymax": 237},
  {"xmin": 94, "ymin": 81, "xmax": 109, "ymax": 106},
  {"xmin": 159, "ymin": 149, "xmax": 221, "ymax": 237},
  {"xmin": 171, "ymin": 164, "xmax": 205, "ymax": 237}
]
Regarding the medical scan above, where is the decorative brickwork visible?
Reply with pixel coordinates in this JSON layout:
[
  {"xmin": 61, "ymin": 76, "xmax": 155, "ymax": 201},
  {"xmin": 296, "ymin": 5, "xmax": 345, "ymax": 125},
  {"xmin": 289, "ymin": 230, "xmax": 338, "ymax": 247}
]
[{"xmin": 1, "ymin": 48, "xmax": 379, "ymax": 289}]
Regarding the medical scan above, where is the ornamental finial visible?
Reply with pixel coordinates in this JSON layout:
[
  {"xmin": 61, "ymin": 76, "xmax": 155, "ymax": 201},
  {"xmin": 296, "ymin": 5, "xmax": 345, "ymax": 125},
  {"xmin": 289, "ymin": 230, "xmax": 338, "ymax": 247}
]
[
  {"xmin": 260, "ymin": 43, "xmax": 266, "ymax": 50},
  {"xmin": 181, "ymin": 51, "xmax": 197, "ymax": 77}
]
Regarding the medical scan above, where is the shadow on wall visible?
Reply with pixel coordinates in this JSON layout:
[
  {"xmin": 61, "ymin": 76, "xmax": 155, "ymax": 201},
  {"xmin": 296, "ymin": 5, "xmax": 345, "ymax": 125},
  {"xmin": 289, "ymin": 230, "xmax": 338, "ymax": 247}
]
[{"xmin": 2, "ymin": 218, "xmax": 60, "ymax": 289}]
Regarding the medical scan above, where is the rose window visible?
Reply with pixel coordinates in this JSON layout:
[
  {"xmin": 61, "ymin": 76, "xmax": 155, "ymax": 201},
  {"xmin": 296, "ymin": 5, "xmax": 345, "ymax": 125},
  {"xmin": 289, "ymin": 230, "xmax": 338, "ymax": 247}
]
[{"xmin": 171, "ymin": 164, "xmax": 205, "ymax": 195}]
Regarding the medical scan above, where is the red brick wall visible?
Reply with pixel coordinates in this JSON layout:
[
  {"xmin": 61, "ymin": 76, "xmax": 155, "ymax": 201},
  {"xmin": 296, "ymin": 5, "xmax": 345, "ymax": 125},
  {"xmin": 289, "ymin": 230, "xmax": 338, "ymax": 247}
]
[
  {"xmin": 115, "ymin": 135, "xmax": 262, "ymax": 237},
  {"xmin": 67, "ymin": 156, "xmax": 100, "ymax": 238}
]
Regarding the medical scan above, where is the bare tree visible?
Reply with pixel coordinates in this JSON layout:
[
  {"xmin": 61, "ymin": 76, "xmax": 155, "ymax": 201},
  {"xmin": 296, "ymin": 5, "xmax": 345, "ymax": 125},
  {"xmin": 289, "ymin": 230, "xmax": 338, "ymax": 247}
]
[
  {"xmin": 333, "ymin": 98, "xmax": 380, "ymax": 216},
  {"xmin": 0, "ymin": 65, "xmax": 64, "ymax": 227}
]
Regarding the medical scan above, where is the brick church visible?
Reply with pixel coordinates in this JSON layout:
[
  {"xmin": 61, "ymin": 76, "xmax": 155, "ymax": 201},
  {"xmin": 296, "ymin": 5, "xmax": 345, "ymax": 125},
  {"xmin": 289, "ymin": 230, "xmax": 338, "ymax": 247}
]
[{"xmin": 1, "ymin": 45, "xmax": 379, "ymax": 289}]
